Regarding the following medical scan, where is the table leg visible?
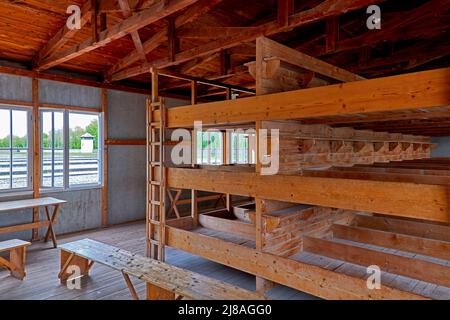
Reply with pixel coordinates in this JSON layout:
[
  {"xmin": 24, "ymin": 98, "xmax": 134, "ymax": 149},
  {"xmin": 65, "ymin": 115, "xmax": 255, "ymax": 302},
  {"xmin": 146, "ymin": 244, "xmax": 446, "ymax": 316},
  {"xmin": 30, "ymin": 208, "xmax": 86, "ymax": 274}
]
[
  {"xmin": 44, "ymin": 205, "xmax": 59, "ymax": 248},
  {"xmin": 32, "ymin": 207, "xmax": 39, "ymax": 241}
]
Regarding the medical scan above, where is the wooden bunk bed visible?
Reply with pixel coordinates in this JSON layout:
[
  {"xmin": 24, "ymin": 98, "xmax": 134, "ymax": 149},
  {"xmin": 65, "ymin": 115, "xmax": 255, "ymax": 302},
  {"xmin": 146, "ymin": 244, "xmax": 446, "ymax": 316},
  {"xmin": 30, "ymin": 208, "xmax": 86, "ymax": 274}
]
[{"xmin": 146, "ymin": 37, "xmax": 450, "ymax": 300}]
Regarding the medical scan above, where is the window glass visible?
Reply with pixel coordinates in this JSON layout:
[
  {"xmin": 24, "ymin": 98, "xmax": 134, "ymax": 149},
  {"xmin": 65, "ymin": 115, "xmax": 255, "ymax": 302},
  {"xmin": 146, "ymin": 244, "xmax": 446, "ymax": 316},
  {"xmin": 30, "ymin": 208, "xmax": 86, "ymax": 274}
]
[
  {"xmin": 42, "ymin": 111, "xmax": 64, "ymax": 188},
  {"xmin": 69, "ymin": 113, "xmax": 101, "ymax": 186},
  {"xmin": 0, "ymin": 108, "xmax": 30, "ymax": 191},
  {"xmin": 196, "ymin": 131, "xmax": 223, "ymax": 165}
]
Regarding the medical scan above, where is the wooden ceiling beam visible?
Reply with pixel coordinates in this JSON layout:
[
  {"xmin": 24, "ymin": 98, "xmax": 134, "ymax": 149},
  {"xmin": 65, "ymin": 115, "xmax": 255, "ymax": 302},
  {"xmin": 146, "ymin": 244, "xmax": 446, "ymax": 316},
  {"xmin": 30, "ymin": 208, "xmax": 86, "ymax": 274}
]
[
  {"xmin": 35, "ymin": 0, "xmax": 200, "ymax": 71},
  {"xmin": 33, "ymin": 0, "xmax": 92, "ymax": 66},
  {"xmin": 257, "ymin": 36, "xmax": 364, "ymax": 83},
  {"xmin": 112, "ymin": 0, "xmax": 383, "ymax": 81},
  {"xmin": 304, "ymin": 0, "xmax": 449, "ymax": 57},
  {"xmin": 105, "ymin": 0, "xmax": 224, "ymax": 78}
]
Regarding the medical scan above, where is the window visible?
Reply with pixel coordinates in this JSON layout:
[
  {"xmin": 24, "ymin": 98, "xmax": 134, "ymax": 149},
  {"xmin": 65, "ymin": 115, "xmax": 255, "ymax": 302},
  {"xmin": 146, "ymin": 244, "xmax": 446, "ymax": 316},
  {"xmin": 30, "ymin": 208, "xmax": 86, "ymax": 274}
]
[
  {"xmin": 0, "ymin": 106, "xmax": 32, "ymax": 192},
  {"xmin": 69, "ymin": 112, "xmax": 101, "ymax": 186},
  {"xmin": 196, "ymin": 131, "xmax": 223, "ymax": 165},
  {"xmin": 40, "ymin": 109, "xmax": 102, "ymax": 190},
  {"xmin": 42, "ymin": 111, "xmax": 64, "ymax": 188},
  {"xmin": 230, "ymin": 132, "xmax": 256, "ymax": 164}
]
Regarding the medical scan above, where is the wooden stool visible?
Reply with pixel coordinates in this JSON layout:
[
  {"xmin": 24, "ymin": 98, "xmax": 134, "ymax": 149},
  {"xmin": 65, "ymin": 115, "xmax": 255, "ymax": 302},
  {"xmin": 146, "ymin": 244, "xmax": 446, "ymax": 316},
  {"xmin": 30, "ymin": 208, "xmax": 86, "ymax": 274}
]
[{"xmin": 0, "ymin": 239, "xmax": 31, "ymax": 280}]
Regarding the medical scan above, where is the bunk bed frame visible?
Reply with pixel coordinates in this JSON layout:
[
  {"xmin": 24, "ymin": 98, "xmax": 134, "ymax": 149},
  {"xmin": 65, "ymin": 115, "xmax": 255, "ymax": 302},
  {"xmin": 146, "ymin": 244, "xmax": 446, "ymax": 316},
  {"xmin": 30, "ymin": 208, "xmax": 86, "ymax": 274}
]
[{"xmin": 146, "ymin": 37, "xmax": 450, "ymax": 300}]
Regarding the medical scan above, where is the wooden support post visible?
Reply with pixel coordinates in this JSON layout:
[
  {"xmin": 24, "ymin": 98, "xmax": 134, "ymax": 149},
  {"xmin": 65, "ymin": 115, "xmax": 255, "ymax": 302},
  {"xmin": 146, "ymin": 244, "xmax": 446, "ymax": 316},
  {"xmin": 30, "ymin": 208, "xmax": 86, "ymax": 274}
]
[
  {"xmin": 146, "ymin": 283, "xmax": 176, "ymax": 300},
  {"xmin": 191, "ymin": 80, "xmax": 197, "ymax": 105},
  {"xmin": 168, "ymin": 17, "xmax": 177, "ymax": 63},
  {"xmin": 32, "ymin": 78, "xmax": 40, "ymax": 241},
  {"xmin": 9, "ymin": 247, "xmax": 27, "ymax": 280},
  {"xmin": 278, "ymin": 0, "xmax": 294, "ymax": 27},
  {"xmin": 191, "ymin": 190, "xmax": 198, "ymax": 226},
  {"xmin": 100, "ymin": 12, "xmax": 107, "ymax": 32},
  {"xmin": 91, "ymin": 0, "xmax": 99, "ymax": 43},
  {"xmin": 325, "ymin": 17, "xmax": 339, "ymax": 53},
  {"xmin": 59, "ymin": 251, "xmax": 90, "ymax": 282},
  {"xmin": 101, "ymin": 88, "xmax": 108, "ymax": 226},
  {"xmin": 122, "ymin": 272, "xmax": 140, "ymax": 300}
]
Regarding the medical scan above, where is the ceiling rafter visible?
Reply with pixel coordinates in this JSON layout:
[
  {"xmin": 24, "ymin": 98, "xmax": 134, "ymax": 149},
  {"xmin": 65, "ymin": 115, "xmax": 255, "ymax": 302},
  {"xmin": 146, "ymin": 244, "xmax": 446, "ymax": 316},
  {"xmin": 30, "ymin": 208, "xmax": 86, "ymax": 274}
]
[
  {"xmin": 111, "ymin": 0, "xmax": 385, "ymax": 82},
  {"xmin": 33, "ymin": 0, "xmax": 92, "ymax": 66},
  {"xmin": 34, "ymin": 0, "xmax": 200, "ymax": 71},
  {"xmin": 105, "ymin": 0, "xmax": 224, "ymax": 79}
]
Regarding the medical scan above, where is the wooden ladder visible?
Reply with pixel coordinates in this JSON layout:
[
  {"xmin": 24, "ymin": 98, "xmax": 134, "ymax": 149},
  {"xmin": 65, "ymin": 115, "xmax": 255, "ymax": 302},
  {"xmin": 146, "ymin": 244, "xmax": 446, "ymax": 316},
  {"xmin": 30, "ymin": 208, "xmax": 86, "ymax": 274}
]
[{"xmin": 146, "ymin": 70, "xmax": 166, "ymax": 261}]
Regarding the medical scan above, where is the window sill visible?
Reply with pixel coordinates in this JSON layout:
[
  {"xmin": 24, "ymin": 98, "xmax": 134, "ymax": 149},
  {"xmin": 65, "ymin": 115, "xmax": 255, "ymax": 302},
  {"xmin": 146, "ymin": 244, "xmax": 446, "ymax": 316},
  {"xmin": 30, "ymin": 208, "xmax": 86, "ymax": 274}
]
[
  {"xmin": 0, "ymin": 190, "xmax": 34, "ymax": 199},
  {"xmin": 40, "ymin": 185, "xmax": 103, "ymax": 194}
]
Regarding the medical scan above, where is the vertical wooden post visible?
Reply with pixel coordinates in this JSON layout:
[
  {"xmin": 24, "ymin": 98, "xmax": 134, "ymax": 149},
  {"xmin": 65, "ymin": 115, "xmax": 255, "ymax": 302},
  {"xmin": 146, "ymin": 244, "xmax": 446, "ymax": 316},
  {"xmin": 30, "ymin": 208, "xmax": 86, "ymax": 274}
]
[
  {"xmin": 191, "ymin": 80, "xmax": 197, "ymax": 105},
  {"xmin": 190, "ymin": 79, "xmax": 198, "ymax": 227},
  {"xmin": 32, "ymin": 78, "xmax": 40, "ymax": 241},
  {"xmin": 91, "ymin": 0, "xmax": 99, "ymax": 43},
  {"xmin": 168, "ymin": 17, "xmax": 177, "ymax": 63},
  {"xmin": 101, "ymin": 88, "xmax": 108, "ymax": 226},
  {"xmin": 10, "ymin": 247, "xmax": 26, "ymax": 280},
  {"xmin": 325, "ymin": 17, "xmax": 339, "ymax": 53},
  {"xmin": 254, "ymin": 38, "xmax": 276, "ymax": 293},
  {"xmin": 191, "ymin": 190, "xmax": 198, "ymax": 227}
]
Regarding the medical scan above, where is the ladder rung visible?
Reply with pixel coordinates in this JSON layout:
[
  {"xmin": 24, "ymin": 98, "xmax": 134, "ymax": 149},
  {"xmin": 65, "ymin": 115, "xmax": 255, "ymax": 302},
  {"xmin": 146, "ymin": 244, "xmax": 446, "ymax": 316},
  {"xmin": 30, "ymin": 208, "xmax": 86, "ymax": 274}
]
[
  {"xmin": 150, "ymin": 200, "xmax": 161, "ymax": 206},
  {"xmin": 150, "ymin": 181, "xmax": 161, "ymax": 186},
  {"xmin": 149, "ymin": 239, "xmax": 160, "ymax": 245},
  {"xmin": 150, "ymin": 123, "xmax": 160, "ymax": 128},
  {"xmin": 150, "ymin": 142, "xmax": 161, "ymax": 146},
  {"xmin": 150, "ymin": 220, "xmax": 161, "ymax": 225},
  {"xmin": 151, "ymin": 102, "xmax": 161, "ymax": 107},
  {"xmin": 150, "ymin": 162, "xmax": 162, "ymax": 166}
]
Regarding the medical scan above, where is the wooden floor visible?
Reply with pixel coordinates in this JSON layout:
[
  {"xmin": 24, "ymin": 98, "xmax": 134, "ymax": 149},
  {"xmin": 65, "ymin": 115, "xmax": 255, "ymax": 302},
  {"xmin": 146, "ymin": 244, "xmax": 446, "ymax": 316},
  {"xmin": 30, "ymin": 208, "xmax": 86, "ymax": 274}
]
[{"xmin": 0, "ymin": 222, "xmax": 315, "ymax": 300}]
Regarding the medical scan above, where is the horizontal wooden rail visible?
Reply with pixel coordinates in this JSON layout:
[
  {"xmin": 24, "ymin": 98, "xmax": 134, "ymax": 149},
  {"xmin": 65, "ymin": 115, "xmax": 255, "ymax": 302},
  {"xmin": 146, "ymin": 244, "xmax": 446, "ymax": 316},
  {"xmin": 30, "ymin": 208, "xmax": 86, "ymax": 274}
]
[
  {"xmin": 167, "ymin": 168, "xmax": 450, "ymax": 223},
  {"xmin": 156, "ymin": 68, "xmax": 450, "ymax": 128},
  {"xmin": 105, "ymin": 139, "xmax": 146, "ymax": 146}
]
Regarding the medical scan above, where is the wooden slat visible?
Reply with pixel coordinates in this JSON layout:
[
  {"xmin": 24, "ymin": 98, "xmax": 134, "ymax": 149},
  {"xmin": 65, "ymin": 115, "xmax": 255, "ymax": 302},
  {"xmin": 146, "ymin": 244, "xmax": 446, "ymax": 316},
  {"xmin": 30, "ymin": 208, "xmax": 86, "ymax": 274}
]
[
  {"xmin": 166, "ymin": 226, "xmax": 425, "ymax": 299},
  {"xmin": 332, "ymin": 224, "xmax": 450, "ymax": 262},
  {"xmin": 198, "ymin": 214, "xmax": 255, "ymax": 240},
  {"xmin": 303, "ymin": 236, "xmax": 450, "ymax": 288},
  {"xmin": 167, "ymin": 168, "xmax": 450, "ymax": 223},
  {"xmin": 159, "ymin": 68, "xmax": 450, "ymax": 128},
  {"xmin": 0, "ymin": 221, "xmax": 50, "ymax": 235},
  {"xmin": 354, "ymin": 215, "xmax": 450, "ymax": 243}
]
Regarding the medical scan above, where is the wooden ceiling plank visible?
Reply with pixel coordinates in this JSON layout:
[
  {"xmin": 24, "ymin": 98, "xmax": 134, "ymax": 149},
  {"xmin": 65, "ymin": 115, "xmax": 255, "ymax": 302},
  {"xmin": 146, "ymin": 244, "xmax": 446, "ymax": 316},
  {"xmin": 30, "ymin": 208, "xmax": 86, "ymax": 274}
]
[
  {"xmin": 33, "ymin": 0, "xmax": 92, "ymax": 66},
  {"xmin": 35, "ymin": 0, "xmax": 200, "ymax": 71}
]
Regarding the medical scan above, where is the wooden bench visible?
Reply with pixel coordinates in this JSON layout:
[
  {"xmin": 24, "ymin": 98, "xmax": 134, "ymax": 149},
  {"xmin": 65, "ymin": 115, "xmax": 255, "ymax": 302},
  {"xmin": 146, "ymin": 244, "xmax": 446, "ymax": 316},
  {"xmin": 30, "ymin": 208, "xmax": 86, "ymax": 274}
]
[
  {"xmin": 0, "ymin": 239, "xmax": 31, "ymax": 280},
  {"xmin": 0, "ymin": 197, "xmax": 66, "ymax": 248},
  {"xmin": 59, "ymin": 239, "xmax": 268, "ymax": 300}
]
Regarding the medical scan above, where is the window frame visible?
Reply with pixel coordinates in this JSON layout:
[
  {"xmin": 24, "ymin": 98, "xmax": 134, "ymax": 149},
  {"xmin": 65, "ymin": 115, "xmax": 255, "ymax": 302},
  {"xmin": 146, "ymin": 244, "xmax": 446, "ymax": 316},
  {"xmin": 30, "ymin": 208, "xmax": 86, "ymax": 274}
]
[
  {"xmin": 40, "ymin": 108, "xmax": 103, "ymax": 192},
  {"xmin": 196, "ymin": 130, "xmax": 224, "ymax": 165},
  {"xmin": 229, "ymin": 131, "xmax": 256, "ymax": 165},
  {"xmin": 0, "ymin": 104, "xmax": 33, "ymax": 194}
]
